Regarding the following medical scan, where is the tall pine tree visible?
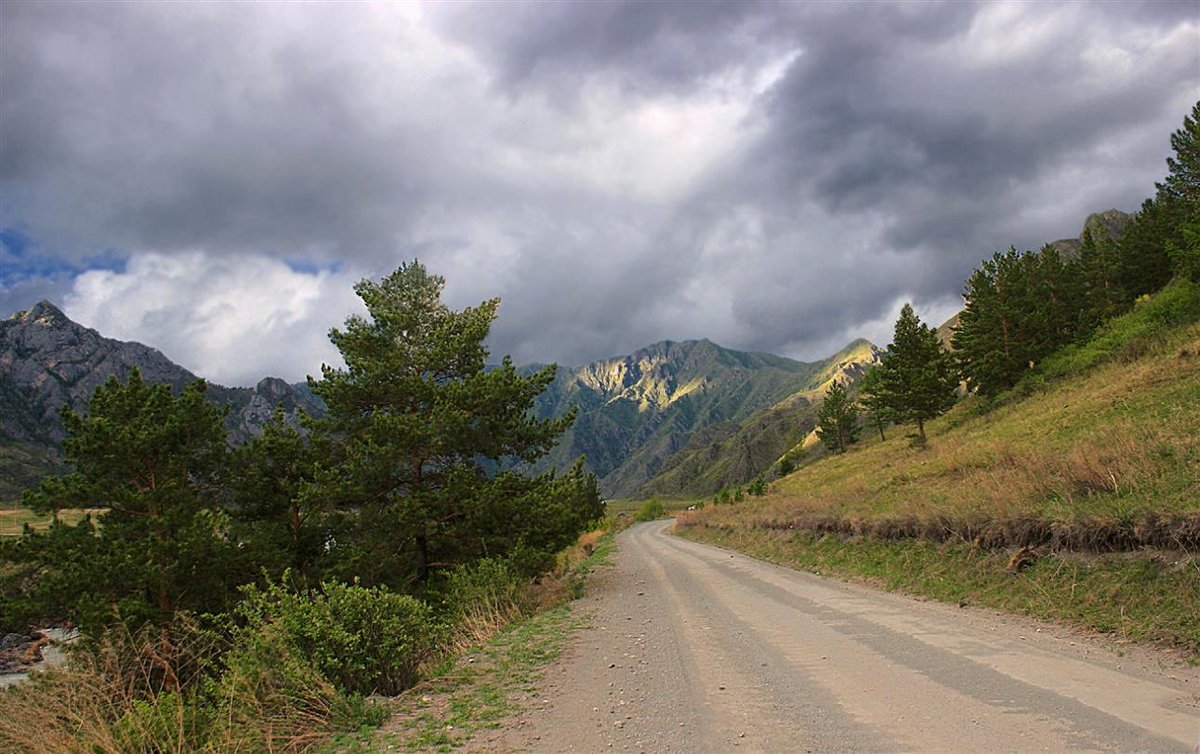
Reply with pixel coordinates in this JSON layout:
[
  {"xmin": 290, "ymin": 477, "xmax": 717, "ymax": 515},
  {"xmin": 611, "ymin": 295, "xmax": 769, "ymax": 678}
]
[
  {"xmin": 1159, "ymin": 100, "xmax": 1200, "ymax": 281},
  {"xmin": 953, "ymin": 250, "xmax": 1029, "ymax": 396},
  {"xmin": 857, "ymin": 366, "xmax": 894, "ymax": 441},
  {"xmin": 309, "ymin": 261, "xmax": 602, "ymax": 587},
  {"xmin": 9, "ymin": 371, "xmax": 236, "ymax": 634}
]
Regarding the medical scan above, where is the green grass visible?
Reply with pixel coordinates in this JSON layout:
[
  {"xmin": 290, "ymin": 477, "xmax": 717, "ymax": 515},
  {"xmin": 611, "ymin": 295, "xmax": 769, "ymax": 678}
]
[{"xmin": 378, "ymin": 604, "xmax": 579, "ymax": 752}]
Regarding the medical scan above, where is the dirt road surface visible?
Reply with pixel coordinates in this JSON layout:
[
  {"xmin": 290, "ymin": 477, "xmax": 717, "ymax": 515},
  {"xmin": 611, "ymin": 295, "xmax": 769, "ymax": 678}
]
[{"xmin": 473, "ymin": 520, "xmax": 1199, "ymax": 753}]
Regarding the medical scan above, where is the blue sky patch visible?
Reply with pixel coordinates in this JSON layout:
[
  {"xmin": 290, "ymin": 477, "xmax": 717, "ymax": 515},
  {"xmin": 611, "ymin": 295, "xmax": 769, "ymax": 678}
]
[
  {"xmin": 284, "ymin": 257, "xmax": 344, "ymax": 276},
  {"xmin": 0, "ymin": 228, "xmax": 128, "ymax": 286}
]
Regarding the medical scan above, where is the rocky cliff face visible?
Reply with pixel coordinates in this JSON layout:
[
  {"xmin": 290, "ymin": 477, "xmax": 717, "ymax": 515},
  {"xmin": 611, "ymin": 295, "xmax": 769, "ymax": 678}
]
[
  {"xmin": 0, "ymin": 301, "xmax": 197, "ymax": 445},
  {"xmin": 0, "ymin": 301, "xmax": 323, "ymax": 499}
]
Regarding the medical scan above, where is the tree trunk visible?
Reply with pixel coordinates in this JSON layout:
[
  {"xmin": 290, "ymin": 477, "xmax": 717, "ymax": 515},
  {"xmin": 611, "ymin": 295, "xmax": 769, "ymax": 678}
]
[{"xmin": 415, "ymin": 532, "xmax": 430, "ymax": 582}]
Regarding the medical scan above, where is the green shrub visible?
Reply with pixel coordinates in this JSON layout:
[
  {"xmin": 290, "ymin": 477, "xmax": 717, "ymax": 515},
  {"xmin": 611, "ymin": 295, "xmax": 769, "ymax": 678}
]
[
  {"xmin": 778, "ymin": 455, "xmax": 796, "ymax": 477},
  {"xmin": 213, "ymin": 617, "xmax": 346, "ymax": 750},
  {"xmin": 235, "ymin": 579, "xmax": 442, "ymax": 696},
  {"xmin": 634, "ymin": 499, "xmax": 665, "ymax": 522}
]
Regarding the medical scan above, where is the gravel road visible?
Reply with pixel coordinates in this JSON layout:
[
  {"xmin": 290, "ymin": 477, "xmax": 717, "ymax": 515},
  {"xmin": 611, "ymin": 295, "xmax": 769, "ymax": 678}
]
[{"xmin": 474, "ymin": 520, "xmax": 1199, "ymax": 753}]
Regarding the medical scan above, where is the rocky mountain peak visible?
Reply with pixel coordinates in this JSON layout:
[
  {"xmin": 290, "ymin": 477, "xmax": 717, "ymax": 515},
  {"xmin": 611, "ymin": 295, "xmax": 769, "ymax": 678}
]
[
  {"xmin": 13, "ymin": 300, "xmax": 70, "ymax": 328},
  {"xmin": 1080, "ymin": 209, "xmax": 1132, "ymax": 243},
  {"xmin": 1049, "ymin": 208, "xmax": 1132, "ymax": 260}
]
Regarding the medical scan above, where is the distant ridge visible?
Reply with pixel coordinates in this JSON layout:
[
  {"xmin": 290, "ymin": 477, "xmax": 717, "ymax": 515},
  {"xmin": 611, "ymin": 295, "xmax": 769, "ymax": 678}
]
[
  {"xmin": 531, "ymin": 337, "xmax": 882, "ymax": 497},
  {"xmin": 638, "ymin": 338, "xmax": 883, "ymax": 497}
]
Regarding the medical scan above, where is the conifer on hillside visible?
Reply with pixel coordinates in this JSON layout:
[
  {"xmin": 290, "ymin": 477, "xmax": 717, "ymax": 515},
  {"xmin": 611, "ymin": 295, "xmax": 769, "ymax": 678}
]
[{"xmin": 876, "ymin": 304, "xmax": 958, "ymax": 443}]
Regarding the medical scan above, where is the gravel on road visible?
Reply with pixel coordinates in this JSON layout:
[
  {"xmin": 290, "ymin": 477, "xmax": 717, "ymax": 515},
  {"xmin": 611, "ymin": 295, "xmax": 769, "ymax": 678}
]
[{"xmin": 470, "ymin": 520, "xmax": 1199, "ymax": 753}]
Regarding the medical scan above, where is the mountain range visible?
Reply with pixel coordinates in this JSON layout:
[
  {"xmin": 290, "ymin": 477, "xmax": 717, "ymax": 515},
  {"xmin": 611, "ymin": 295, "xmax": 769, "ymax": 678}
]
[
  {"xmin": 2, "ymin": 208, "xmax": 1127, "ymax": 503},
  {"xmin": 528, "ymin": 337, "xmax": 881, "ymax": 496},
  {"xmin": 0, "ymin": 301, "xmax": 878, "ymax": 502}
]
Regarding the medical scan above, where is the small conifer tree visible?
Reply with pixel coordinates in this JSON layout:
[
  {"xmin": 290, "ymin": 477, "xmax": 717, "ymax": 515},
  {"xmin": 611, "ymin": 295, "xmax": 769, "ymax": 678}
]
[{"xmin": 816, "ymin": 381, "xmax": 860, "ymax": 453}]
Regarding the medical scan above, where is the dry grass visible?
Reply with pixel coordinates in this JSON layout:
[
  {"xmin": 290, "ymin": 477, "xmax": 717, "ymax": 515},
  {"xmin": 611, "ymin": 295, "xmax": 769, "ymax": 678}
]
[
  {"xmin": 442, "ymin": 526, "xmax": 614, "ymax": 658},
  {"xmin": 684, "ymin": 324, "xmax": 1200, "ymax": 536},
  {"xmin": 0, "ymin": 617, "xmax": 355, "ymax": 754},
  {"xmin": 0, "ymin": 508, "xmax": 106, "ymax": 538}
]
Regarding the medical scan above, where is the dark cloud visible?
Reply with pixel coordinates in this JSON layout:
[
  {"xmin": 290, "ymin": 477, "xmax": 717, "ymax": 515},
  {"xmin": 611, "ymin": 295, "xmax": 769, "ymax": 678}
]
[
  {"xmin": 1, "ymin": 3, "xmax": 442, "ymax": 261},
  {"xmin": 1, "ymin": 0, "xmax": 1197, "ymax": 374},
  {"xmin": 429, "ymin": 0, "xmax": 785, "ymax": 97}
]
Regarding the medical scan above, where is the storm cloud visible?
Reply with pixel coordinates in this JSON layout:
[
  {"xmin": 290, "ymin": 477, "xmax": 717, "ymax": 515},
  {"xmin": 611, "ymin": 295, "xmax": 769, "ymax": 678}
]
[{"xmin": 2, "ymin": 1, "xmax": 1196, "ymax": 385}]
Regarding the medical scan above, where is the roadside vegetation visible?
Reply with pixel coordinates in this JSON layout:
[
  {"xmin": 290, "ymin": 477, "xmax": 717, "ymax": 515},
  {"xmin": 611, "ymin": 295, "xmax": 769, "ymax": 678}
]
[
  {"xmin": 376, "ymin": 531, "xmax": 618, "ymax": 753},
  {"xmin": 679, "ymin": 103, "xmax": 1200, "ymax": 655},
  {"xmin": 0, "ymin": 263, "xmax": 606, "ymax": 752}
]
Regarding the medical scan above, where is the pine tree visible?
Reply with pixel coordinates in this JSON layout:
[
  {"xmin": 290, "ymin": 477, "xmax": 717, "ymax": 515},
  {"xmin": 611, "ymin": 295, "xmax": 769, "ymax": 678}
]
[
  {"xmin": 1113, "ymin": 199, "xmax": 1175, "ymax": 301},
  {"xmin": 1078, "ymin": 226, "xmax": 1131, "ymax": 331},
  {"xmin": 1168, "ymin": 217, "xmax": 1200, "ymax": 282},
  {"xmin": 10, "ymin": 370, "xmax": 235, "ymax": 634},
  {"xmin": 816, "ymin": 381, "xmax": 860, "ymax": 453},
  {"xmin": 857, "ymin": 366, "xmax": 893, "ymax": 441},
  {"xmin": 954, "ymin": 250, "xmax": 1027, "ymax": 396},
  {"xmin": 1030, "ymin": 244, "xmax": 1083, "ymax": 354},
  {"xmin": 876, "ymin": 304, "xmax": 958, "ymax": 443},
  {"xmin": 1159, "ymin": 100, "xmax": 1200, "ymax": 281},
  {"xmin": 228, "ymin": 408, "xmax": 334, "ymax": 587},
  {"xmin": 309, "ymin": 261, "xmax": 602, "ymax": 587},
  {"xmin": 1158, "ymin": 100, "xmax": 1200, "ymax": 207}
]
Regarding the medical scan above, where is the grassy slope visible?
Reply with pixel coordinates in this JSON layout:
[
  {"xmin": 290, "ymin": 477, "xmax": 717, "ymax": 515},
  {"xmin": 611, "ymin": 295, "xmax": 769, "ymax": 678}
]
[{"xmin": 678, "ymin": 279, "xmax": 1200, "ymax": 653}]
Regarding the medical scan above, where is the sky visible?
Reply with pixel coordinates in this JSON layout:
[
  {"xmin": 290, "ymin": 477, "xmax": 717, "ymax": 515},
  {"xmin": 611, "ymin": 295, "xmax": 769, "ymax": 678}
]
[{"xmin": 2, "ymin": 1, "xmax": 1197, "ymax": 387}]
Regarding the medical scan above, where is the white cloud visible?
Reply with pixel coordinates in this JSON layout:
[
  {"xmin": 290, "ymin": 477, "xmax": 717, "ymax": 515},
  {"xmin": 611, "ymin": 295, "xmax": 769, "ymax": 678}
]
[{"xmin": 64, "ymin": 253, "xmax": 366, "ymax": 386}]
